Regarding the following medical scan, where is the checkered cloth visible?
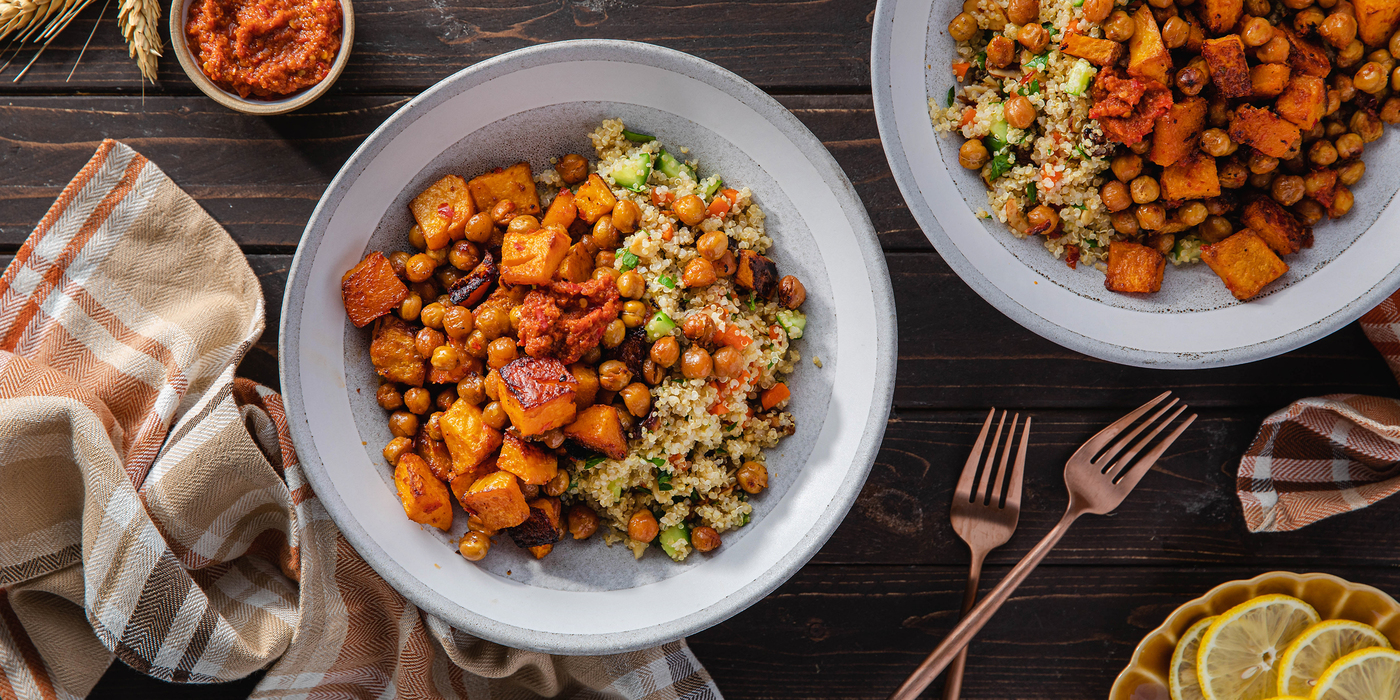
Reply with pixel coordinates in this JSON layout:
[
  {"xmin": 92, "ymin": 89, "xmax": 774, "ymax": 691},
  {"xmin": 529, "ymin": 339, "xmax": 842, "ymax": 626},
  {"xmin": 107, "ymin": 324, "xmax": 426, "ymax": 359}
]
[
  {"xmin": 0, "ymin": 140, "xmax": 721, "ymax": 699},
  {"xmin": 1238, "ymin": 295, "xmax": 1400, "ymax": 533}
]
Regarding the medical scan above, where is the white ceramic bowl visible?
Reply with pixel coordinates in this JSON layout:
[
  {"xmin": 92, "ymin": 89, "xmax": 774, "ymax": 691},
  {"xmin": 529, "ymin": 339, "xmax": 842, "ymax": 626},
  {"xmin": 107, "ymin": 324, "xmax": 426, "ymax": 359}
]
[
  {"xmin": 872, "ymin": 0, "xmax": 1400, "ymax": 368},
  {"xmin": 280, "ymin": 40, "xmax": 896, "ymax": 654}
]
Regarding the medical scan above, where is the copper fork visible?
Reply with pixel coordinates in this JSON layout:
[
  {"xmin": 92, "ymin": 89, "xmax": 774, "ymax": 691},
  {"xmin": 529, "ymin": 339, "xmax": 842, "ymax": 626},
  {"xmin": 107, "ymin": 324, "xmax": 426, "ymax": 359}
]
[
  {"xmin": 942, "ymin": 410, "xmax": 1030, "ymax": 700},
  {"xmin": 891, "ymin": 392, "xmax": 1195, "ymax": 700}
]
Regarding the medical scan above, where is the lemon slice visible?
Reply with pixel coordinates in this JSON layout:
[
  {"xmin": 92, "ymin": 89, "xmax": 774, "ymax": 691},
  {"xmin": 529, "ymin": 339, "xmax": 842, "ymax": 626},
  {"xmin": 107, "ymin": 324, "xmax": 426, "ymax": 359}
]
[
  {"xmin": 1277, "ymin": 620, "xmax": 1392, "ymax": 697},
  {"xmin": 1310, "ymin": 646, "xmax": 1400, "ymax": 700},
  {"xmin": 1198, "ymin": 594, "xmax": 1322, "ymax": 700},
  {"xmin": 1172, "ymin": 616, "xmax": 1219, "ymax": 700}
]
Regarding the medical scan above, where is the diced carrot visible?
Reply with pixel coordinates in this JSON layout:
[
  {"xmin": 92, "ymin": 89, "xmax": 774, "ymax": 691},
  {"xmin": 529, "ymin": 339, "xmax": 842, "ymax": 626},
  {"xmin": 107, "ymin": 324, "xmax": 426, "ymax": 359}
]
[
  {"xmin": 662, "ymin": 223, "xmax": 674, "ymax": 241},
  {"xmin": 650, "ymin": 188, "xmax": 674, "ymax": 207},
  {"xmin": 713, "ymin": 325, "xmax": 752, "ymax": 349},
  {"xmin": 960, "ymin": 108, "xmax": 976, "ymax": 126},
  {"xmin": 708, "ymin": 402, "xmax": 727, "ymax": 415},
  {"xmin": 708, "ymin": 197, "xmax": 731, "ymax": 217},
  {"xmin": 768, "ymin": 324, "xmax": 784, "ymax": 341},
  {"xmin": 760, "ymin": 383, "xmax": 790, "ymax": 410},
  {"xmin": 952, "ymin": 61, "xmax": 971, "ymax": 80},
  {"xmin": 720, "ymin": 189, "xmax": 739, "ymax": 206}
]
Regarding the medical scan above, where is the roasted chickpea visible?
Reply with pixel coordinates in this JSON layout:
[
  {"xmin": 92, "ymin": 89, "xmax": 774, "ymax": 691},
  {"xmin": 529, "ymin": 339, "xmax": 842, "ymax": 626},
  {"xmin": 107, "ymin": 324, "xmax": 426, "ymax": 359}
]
[
  {"xmin": 389, "ymin": 410, "xmax": 418, "ymax": 438},
  {"xmin": 628, "ymin": 510, "xmax": 660, "ymax": 543},
  {"xmin": 1283, "ymin": 0, "xmax": 1315, "ymax": 7},
  {"xmin": 464, "ymin": 213, "xmax": 494, "ymax": 244},
  {"xmin": 556, "ymin": 153, "xmax": 589, "ymax": 184},
  {"xmin": 683, "ymin": 258, "xmax": 718, "ymax": 288},
  {"xmin": 1161, "ymin": 16, "xmax": 1189, "ymax": 48},
  {"xmin": 475, "ymin": 305, "xmax": 509, "ymax": 340},
  {"xmin": 1134, "ymin": 203, "xmax": 1166, "ymax": 231},
  {"xmin": 446, "ymin": 240, "xmax": 478, "ymax": 272},
  {"xmin": 520, "ymin": 483, "xmax": 541, "ymax": 501},
  {"xmin": 1005, "ymin": 95, "xmax": 1037, "ymax": 130},
  {"xmin": 948, "ymin": 11, "xmax": 979, "ymax": 41},
  {"xmin": 1246, "ymin": 0, "xmax": 1271, "ymax": 14},
  {"xmin": 434, "ymin": 267, "xmax": 461, "ymax": 291},
  {"xmin": 682, "ymin": 525, "xmax": 718, "ymax": 552},
  {"xmin": 682, "ymin": 345, "xmax": 713, "ymax": 379},
  {"xmin": 457, "ymin": 375, "xmax": 486, "ymax": 406},
  {"xmin": 1112, "ymin": 153, "xmax": 1143, "ymax": 183},
  {"xmin": 1130, "ymin": 136, "xmax": 1153, "ymax": 155},
  {"xmin": 1385, "ymin": 96, "xmax": 1400, "ymax": 123},
  {"xmin": 405, "ymin": 253, "xmax": 438, "ymax": 283},
  {"xmin": 1178, "ymin": 201, "xmax": 1209, "ymax": 227},
  {"xmin": 431, "ymin": 345, "xmax": 460, "ymax": 373},
  {"xmin": 1248, "ymin": 168, "xmax": 1277, "ymax": 189},
  {"xmin": 490, "ymin": 199, "xmax": 516, "ymax": 225},
  {"xmin": 1354, "ymin": 62, "xmax": 1388, "ymax": 94},
  {"xmin": 486, "ymin": 337, "xmax": 517, "ymax": 369},
  {"xmin": 1007, "ymin": 0, "xmax": 1038, "ymax": 23},
  {"xmin": 777, "ymin": 275, "xmax": 806, "ymax": 309},
  {"xmin": 621, "ymin": 300, "xmax": 648, "ymax": 328},
  {"xmin": 1200, "ymin": 128, "xmax": 1236, "ymax": 157},
  {"xmin": 1333, "ymin": 73, "xmax": 1358, "ymax": 102},
  {"xmin": 709, "ymin": 345, "xmax": 742, "ymax": 380},
  {"xmin": 1333, "ymin": 40, "xmax": 1364, "ymax": 71},
  {"xmin": 1351, "ymin": 110, "xmax": 1384, "ymax": 142},
  {"xmin": 1294, "ymin": 198, "xmax": 1327, "ymax": 225},
  {"xmin": 1018, "ymin": 22, "xmax": 1049, "ymax": 52},
  {"xmin": 401, "ymin": 387, "xmax": 430, "ymax": 415},
  {"xmin": 620, "ymin": 382, "xmax": 651, "ymax": 417},
  {"xmin": 464, "ymin": 330, "xmax": 489, "ymax": 359},
  {"xmin": 595, "ymin": 250, "xmax": 618, "ymax": 272},
  {"xmin": 1391, "ymin": 27, "xmax": 1400, "ymax": 58},
  {"xmin": 650, "ymin": 336, "xmax": 681, "ymax": 367},
  {"xmin": 1176, "ymin": 62, "xmax": 1210, "ymax": 96},
  {"xmin": 611, "ymin": 200, "xmax": 641, "ymax": 234},
  {"xmin": 438, "ymin": 308, "xmax": 470, "ymax": 343},
  {"xmin": 1337, "ymin": 159, "xmax": 1366, "ymax": 185},
  {"xmin": 1369, "ymin": 48, "xmax": 1394, "ymax": 74},
  {"xmin": 1027, "ymin": 205, "xmax": 1059, "ymax": 234},
  {"xmin": 638, "ymin": 358, "xmax": 662, "ymax": 385},
  {"xmin": 1241, "ymin": 16, "xmax": 1274, "ymax": 46},
  {"xmin": 1258, "ymin": 35, "xmax": 1292, "ymax": 63},
  {"xmin": 458, "ymin": 531, "xmax": 490, "ymax": 561},
  {"xmin": 414, "ymin": 302, "xmax": 442, "ymax": 331},
  {"xmin": 1271, "ymin": 175, "xmax": 1305, "ymax": 206},
  {"xmin": 415, "ymin": 328, "xmax": 444, "ymax": 360},
  {"xmin": 385, "ymin": 251, "xmax": 410, "ymax": 280},
  {"xmin": 1330, "ymin": 185, "xmax": 1355, "ymax": 216},
  {"xmin": 1200, "ymin": 215, "xmax": 1234, "ymax": 243},
  {"xmin": 1130, "ymin": 175, "xmax": 1160, "ymax": 204},
  {"xmin": 1105, "ymin": 10, "xmax": 1136, "ymax": 40},
  {"xmin": 683, "ymin": 313, "xmax": 714, "ymax": 343},
  {"xmin": 599, "ymin": 360, "xmax": 633, "ymax": 392},
  {"xmin": 1249, "ymin": 151, "xmax": 1280, "ymax": 175},
  {"xmin": 1208, "ymin": 98, "xmax": 1232, "ymax": 128},
  {"xmin": 382, "ymin": 437, "xmax": 413, "ymax": 466},
  {"xmin": 506, "ymin": 215, "xmax": 540, "ymax": 236},
  {"xmin": 1319, "ymin": 11, "xmax": 1358, "ymax": 48},
  {"xmin": 673, "ymin": 195, "xmax": 707, "ymax": 227},
  {"xmin": 407, "ymin": 225, "xmax": 429, "ymax": 252},
  {"xmin": 1083, "ymin": 0, "xmax": 1112, "ymax": 21},
  {"xmin": 601, "ymin": 318, "xmax": 627, "ymax": 349},
  {"xmin": 737, "ymin": 461, "xmax": 769, "ymax": 494},
  {"xmin": 1295, "ymin": 6, "xmax": 1325, "ymax": 34},
  {"xmin": 1326, "ymin": 89, "xmax": 1344, "ymax": 116},
  {"xmin": 1336, "ymin": 132, "xmax": 1365, "ymax": 158},
  {"xmin": 959, "ymin": 139, "xmax": 990, "ymax": 170},
  {"xmin": 1145, "ymin": 233, "xmax": 1174, "ymax": 257},
  {"xmin": 481, "ymin": 401, "xmax": 507, "ymax": 430},
  {"xmin": 1309, "ymin": 139, "xmax": 1340, "ymax": 166},
  {"xmin": 1302, "ymin": 169, "xmax": 1335, "ymax": 200},
  {"xmin": 376, "ymin": 384, "xmax": 404, "ymax": 411},
  {"xmin": 1101, "ymin": 180, "xmax": 1133, "ymax": 213},
  {"xmin": 617, "ymin": 270, "xmax": 646, "ymax": 299},
  {"xmin": 396, "ymin": 293, "xmax": 422, "ymax": 323},
  {"xmin": 1219, "ymin": 159, "xmax": 1249, "ymax": 188}
]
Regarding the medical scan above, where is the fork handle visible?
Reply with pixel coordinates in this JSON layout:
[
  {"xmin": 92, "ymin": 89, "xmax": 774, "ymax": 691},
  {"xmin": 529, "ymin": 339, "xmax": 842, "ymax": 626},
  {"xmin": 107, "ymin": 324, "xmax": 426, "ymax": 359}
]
[
  {"xmin": 889, "ymin": 510, "xmax": 1080, "ymax": 700},
  {"xmin": 940, "ymin": 549, "xmax": 986, "ymax": 700}
]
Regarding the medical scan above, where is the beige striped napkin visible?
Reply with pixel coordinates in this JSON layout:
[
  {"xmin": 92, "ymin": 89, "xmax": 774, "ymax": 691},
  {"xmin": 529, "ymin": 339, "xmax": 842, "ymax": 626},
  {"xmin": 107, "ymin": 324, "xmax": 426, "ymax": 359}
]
[{"xmin": 0, "ymin": 140, "xmax": 720, "ymax": 699}]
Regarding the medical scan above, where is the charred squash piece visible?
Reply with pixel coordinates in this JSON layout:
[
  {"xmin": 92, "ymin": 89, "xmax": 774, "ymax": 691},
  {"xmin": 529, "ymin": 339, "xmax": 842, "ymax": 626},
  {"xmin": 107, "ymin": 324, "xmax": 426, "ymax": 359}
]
[
  {"xmin": 448, "ymin": 250, "xmax": 498, "ymax": 308},
  {"xmin": 605, "ymin": 325, "xmax": 648, "ymax": 378},
  {"xmin": 458, "ymin": 470, "xmax": 531, "ymax": 531},
  {"xmin": 370, "ymin": 315, "xmax": 426, "ymax": 387},
  {"xmin": 342, "ymin": 252, "xmax": 409, "ymax": 328},
  {"xmin": 1228, "ymin": 106, "xmax": 1302, "ymax": 159},
  {"xmin": 575, "ymin": 174, "xmax": 618, "ymax": 224},
  {"xmin": 563, "ymin": 404, "xmax": 628, "ymax": 460},
  {"xmin": 736, "ymin": 249, "xmax": 779, "ymax": 299},
  {"xmin": 1275, "ymin": 75, "xmax": 1328, "ymax": 130},
  {"xmin": 394, "ymin": 453, "xmax": 453, "ymax": 531},
  {"xmin": 1160, "ymin": 149, "xmax": 1221, "ymax": 202},
  {"xmin": 508, "ymin": 497, "xmax": 564, "ymax": 549},
  {"xmin": 501, "ymin": 227, "xmax": 571, "ymax": 286},
  {"xmin": 440, "ymin": 397, "xmax": 503, "ymax": 477},
  {"xmin": 1062, "ymin": 34, "xmax": 1123, "ymax": 66},
  {"xmin": 1355, "ymin": 0, "xmax": 1400, "ymax": 47},
  {"xmin": 415, "ymin": 425, "xmax": 455, "ymax": 481},
  {"xmin": 1128, "ymin": 6, "xmax": 1173, "ymax": 86},
  {"xmin": 449, "ymin": 455, "xmax": 498, "ymax": 511},
  {"xmin": 1242, "ymin": 197, "xmax": 1313, "ymax": 255},
  {"xmin": 1202, "ymin": 230, "xmax": 1290, "ymax": 300},
  {"xmin": 555, "ymin": 241, "xmax": 597, "ymax": 283},
  {"xmin": 1250, "ymin": 64, "xmax": 1292, "ymax": 99},
  {"xmin": 570, "ymin": 362, "xmax": 600, "ymax": 410},
  {"xmin": 1200, "ymin": 35, "xmax": 1252, "ymax": 99},
  {"xmin": 1149, "ymin": 97, "xmax": 1208, "ymax": 167},
  {"xmin": 410, "ymin": 174, "xmax": 476, "ymax": 247},
  {"xmin": 497, "ymin": 433, "xmax": 559, "ymax": 485},
  {"xmin": 1202, "ymin": 0, "xmax": 1243, "ymax": 34},
  {"xmin": 542, "ymin": 188, "xmax": 578, "ymax": 230},
  {"xmin": 1104, "ymin": 242, "xmax": 1166, "ymax": 294},
  {"xmin": 467, "ymin": 162, "xmax": 541, "ymax": 216},
  {"xmin": 498, "ymin": 357, "xmax": 578, "ymax": 436},
  {"xmin": 1306, "ymin": 167, "xmax": 1339, "ymax": 207},
  {"xmin": 1278, "ymin": 27, "xmax": 1331, "ymax": 79}
]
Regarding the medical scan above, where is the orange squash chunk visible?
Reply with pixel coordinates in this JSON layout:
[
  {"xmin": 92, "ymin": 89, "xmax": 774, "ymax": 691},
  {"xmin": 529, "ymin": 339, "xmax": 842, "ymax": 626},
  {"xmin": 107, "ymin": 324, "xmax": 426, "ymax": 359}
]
[
  {"xmin": 1275, "ymin": 75, "xmax": 1327, "ymax": 130},
  {"xmin": 1250, "ymin": 64, "xmax": 1292, "ymax": 98},
  {"xmin": 415, "ymin": 425, "xmax": 454, "ymax": 481},
  {"xmin": 1202, "ymin": 230, "xmax": 1290, "ymax": 300},
  {"xmin": 563, "ymin": 404, "xmax": 628, "ymax": 460},
  {"xmin": 1202, "ymin": 0, "xmax": 1243, "ymax": 34},
  {"xmin": 570, "ymin": 362, "xmax": 599, "ymax": 411},
  {"xmin": 575, "ymin": 174, "xmax": 618, "ymax": 224},
  {"xmin": 1104, "ymin": 242, "xmax": 1166, "ymax": 294},
  {"xmin": 458, "ymin": 470, "xmax": 530, "ymax": 531},
  {"xmin": 542, "ymin": 188, "xmax": 578, "ymax": 229},
  {"xmin": 1128, "ymin": 6, "xmax": 1173, "ymax": 85},
  {"xmin": 370, "ymin": 315, "xmax": 426, "ymax": 387},
  {"xmin": 1201, "ymin": 35, "xmax": 1252, "ymax": 99},
  {"xmin": 500, "ymin": 227, "xmax": 571, "ymax": 286},
  {"xmin": 1242, "ymin": 198, "xmax": 1313, "ymax": 256},
  {"xmin": 1355, "ymin": 0, "xmax": 1400, "ymax": 46},
  {"xmin": 394, "ymin": 453, "xmax": 453, "ymax": 531},
  {"xmin": 439, "ymin": 398, "xmax": 502, "ymax": 478},
  {"xmin": 1278, "ymin": 27, "xmax": 1331, "ymax": 79},
  {"xmin": 1149, "ymin": 97, "xmax": 1207, "ymax": 167},
  {"xmin": 1062, "ymin": 34, "xmax": 1123, "ymax": 67},
  {"xmin": 499, "ymin": 357, "xmax": 578, "ymax": 436},
  {"xmin": 498, "ymin": 434, "xmax": 559, "ymax": 485},
  {"xmin": 1228, "ymin": 106, "xmax": 1301, "ymax": 159},
  {"xmin": 1160, "ymin": 149, "xmax": 1221, "ymax": 202},
  {"xmin": 410, "ymin": 175, "xmax": 476, "ymax": 249},
  {"xmin": 467, "ymin": 162, "xmax": 541, "ymax": 217},
  {"xmin": 342, "ymin": 252, "xmax": 409, "ymax": 328},
  {"xmin": 509, "ymin": 497, "xmax": 563, "ymax": 550},
  {"xmin": 449, "ymin": 456, "xmax": 498, "ymax": 512}
]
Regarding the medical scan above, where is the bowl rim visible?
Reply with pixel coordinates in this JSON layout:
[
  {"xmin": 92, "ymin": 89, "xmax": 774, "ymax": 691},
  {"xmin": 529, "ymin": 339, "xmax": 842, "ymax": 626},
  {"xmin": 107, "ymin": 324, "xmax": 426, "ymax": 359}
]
[
  {"xmin": 169, "ymin": 0, "xmax": 355, "ymax": 116},
  {"xmin": 869, "ymin": 0, "xmax": 1400, "ymax": 369},
  {"xmin": 1108, "ymin": 570, "xmax": 1400, "ymax": 698},
  {"xmin": 278, "ymin": 38, "xmax": 897, "ymax": 654}
]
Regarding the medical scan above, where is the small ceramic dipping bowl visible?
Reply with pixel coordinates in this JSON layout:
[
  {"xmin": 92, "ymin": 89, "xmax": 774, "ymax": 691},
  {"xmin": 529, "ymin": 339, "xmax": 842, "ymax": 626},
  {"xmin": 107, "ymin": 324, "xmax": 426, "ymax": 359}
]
[{"xmin": 170, "ymin": 0, "xmax": 354, "ymax": 116}]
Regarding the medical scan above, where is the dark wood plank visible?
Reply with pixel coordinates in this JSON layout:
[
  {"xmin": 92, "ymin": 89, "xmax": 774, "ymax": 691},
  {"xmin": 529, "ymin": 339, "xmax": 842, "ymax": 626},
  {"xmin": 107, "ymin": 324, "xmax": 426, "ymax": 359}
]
[{"xmin": 0, "ymin": 0, "xmax": 876, "ymax": 95}]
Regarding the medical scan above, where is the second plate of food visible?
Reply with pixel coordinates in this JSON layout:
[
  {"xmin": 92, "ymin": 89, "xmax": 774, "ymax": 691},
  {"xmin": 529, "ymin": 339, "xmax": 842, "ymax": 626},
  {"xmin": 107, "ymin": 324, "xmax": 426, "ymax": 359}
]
[
  {"xmin": 873, "ymin": 0, "xmax": 1400, "ymax": 368},
  {"xmin": 281, "ymin": 40, "xmax": 895, "ymax": 654}
]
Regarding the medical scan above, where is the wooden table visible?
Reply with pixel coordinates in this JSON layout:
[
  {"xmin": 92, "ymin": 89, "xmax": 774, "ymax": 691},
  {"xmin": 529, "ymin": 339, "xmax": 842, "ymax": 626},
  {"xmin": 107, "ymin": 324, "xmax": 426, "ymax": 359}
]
[{"xmin": 5, "ymin": 3, "xmax": 1400, "ymax": 697}]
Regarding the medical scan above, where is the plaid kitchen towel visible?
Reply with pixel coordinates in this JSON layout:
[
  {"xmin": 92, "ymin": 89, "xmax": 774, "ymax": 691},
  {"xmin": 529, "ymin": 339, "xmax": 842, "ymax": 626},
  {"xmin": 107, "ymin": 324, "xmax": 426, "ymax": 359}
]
[
  {"xmin": 1238, "ymin": 295, "xmax": 1400, "ymax": 533},
  {"xmin": 0, "ymin": 140, "xmax": 721, "ymax": 699}
]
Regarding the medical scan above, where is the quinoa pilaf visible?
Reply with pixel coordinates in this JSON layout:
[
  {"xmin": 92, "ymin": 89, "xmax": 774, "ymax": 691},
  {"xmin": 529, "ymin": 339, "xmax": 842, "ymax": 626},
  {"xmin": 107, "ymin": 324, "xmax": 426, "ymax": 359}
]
[
  {"xmin": 935, "ymin": 0, "xmax": 1387, "ymax": 300},
  {"xmin": 340, "ymin": 119, "xmax": 810, "ymax": 564}
]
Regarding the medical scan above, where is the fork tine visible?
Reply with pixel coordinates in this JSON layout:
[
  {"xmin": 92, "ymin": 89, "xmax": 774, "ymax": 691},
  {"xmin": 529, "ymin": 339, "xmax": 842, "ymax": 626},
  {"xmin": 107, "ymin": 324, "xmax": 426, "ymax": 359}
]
[
  {"xmin": 1074, "ymin": 391, "xmax": 1172, "ymax": 462},
  {"xmin": 1106, "ymin": 403, "xmax": 1189, "ymax": 481},
  {"xmin": 991, "ymin": 413, "xmax": 1018, "ymax": 506},
  {"xmin": 956, "ymin": 409, "xmax": 997, "ymax": 502},
  {"xmin": 976, "ymin": 411, "xmax": 1007, "ymax": 504},
  {"xmin": 1111, "ymin": 412, "xmax": 1197, "ymax": 493},
  {"xmin": 1095, "ymin": 398, "xmax": 1180, "ymax": 473},
  {"xmin": 1004, "ymin": 416, "xmax": 1031, "ymax": 511}
]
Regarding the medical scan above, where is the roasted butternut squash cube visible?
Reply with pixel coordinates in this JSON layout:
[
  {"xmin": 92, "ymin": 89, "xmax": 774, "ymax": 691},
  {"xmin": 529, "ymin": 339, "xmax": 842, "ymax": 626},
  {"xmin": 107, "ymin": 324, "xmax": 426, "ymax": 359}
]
[
  {"xmin": 498, "ymin": 434, "xmax": 558, "ymax": 485},
  {"xmin": 415, "ymin": 425, "xmax": 455, "ymax": 481},
  {"xmin": 736, "ymin": 249, "xmax": 779, "ymax": 298},
  {"xmin": 1202, "ymin": 230, "xmax": 1290, "ymax": 300},
  {"xmin": 541, "ymin": 187, "xmax": 577, "ymax": 229},
  {"xmin": 500, "ymin": 227, "xmax": 571, "ymax": 286},
  {"xmin": 370, "ymin": 315, "xmax": 426, "ymax": 387},
  {"xmin": 1202, "ymin": 0, "xmax": 1243, "ymax": 34},
  {"xmin": 1104, "ymin": 242, "xmax": 1166, "ymax": 294},
  {"xmin": 449, "ymin": 456, "xmax": 498, "ymax": 513},
  {"xmin": 1275, "ymin": 75, "xmax": 1327, "ymax": 130},
  {"xmin": 1354, "ymin": 0, "xmax": 1400, "ymax": 47},
  {"xmin": 554, "ymin": 241, "xmax": 596, "ymax": 284},
  {"xmin": 458, "ymin": 470, "xmax": 530, "ymax": 531},
  {"xmin": 1150, "ymin": 97, "xmax": 1208, "ymax": 167},
  {"xmin": 1229, "ymin": 106, "xmax": 1301, "ymax": 159},
  {"xmin": 508, "ymin": 497, "xmax": 563, "ymax": 548},
  {"xmin": 563, "ymin": 404, "xmax": 628, "ymax": 460},
  {"xmin": 1250, "ymin": 63, "xmax": 1292, "ymax": 98},
  {"xmin": 570, "ymin": 362, "xmax": 599, "ymax": 410},
  {"xmin": 1160, "ymin": 149, "xmax": 1221, "ymax": 201},
  {"xmin": 410, "ymin": 175, "xmax": 475, "ymax": 248},
  {"xmin": 342, "ymin": 252, "xmax": 409, "ymax": 328},
  {"xmin": 467, "ymin": 162, "xmax": 541, "ymax": 217},
  {"xmin": 528, "ymin": 544, "xmax": 554, "ymax": 559},
  {"xmin": 1279, "ymin": 27, "xmax": 1331, "ymax": 79},
  {"xmin": 448, "ymin": 250, "xmax": 498, "ymax": 309},
  {"xmin": 394, "ymin": 453, "xmax": 453, "ymax": 531},
  {"xmin": 440, "ymin": 398, "xmax": 502, "ymax": 478},
  {"xmin": 1128, "ymin": 6, "xmax": 1173, "ymax": 85},
  {"xmin": 498, "ymin": 357, "xmax": 578, "ymax": 436},
  {"xmin": 1063, "ymin": 34, "xmax": 1123, "ymax": 66},
  {"xmin": 1201, "ymin": 35, "xmax": 1252, "ymax": 99},
  {"xmin": 575, "ymin": 174, "xmax": 618, "ymax": 224},
  {"xmin": 1242, "ymin": 197, "xmax": 1313, "ymax": 255}
]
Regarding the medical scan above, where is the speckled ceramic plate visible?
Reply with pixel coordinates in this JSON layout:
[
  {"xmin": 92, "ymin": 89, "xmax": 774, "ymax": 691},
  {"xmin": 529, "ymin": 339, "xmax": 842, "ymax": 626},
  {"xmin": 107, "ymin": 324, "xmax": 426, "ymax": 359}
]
[
  {"xmin": 872, "ymin": 0, "xmax": 1400, "ymax": 368},
  {"xmin": 1110, "ymin": 571, "xmax": 1400, "ymax": 700},
  {"xmin": 280, "ymin": 40, "xmax": 895, "ymax": 655}
]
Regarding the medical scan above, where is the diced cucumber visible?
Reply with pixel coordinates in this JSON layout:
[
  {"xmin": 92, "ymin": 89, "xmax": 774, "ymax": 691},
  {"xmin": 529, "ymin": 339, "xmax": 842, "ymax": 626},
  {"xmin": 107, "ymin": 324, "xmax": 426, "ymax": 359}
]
[
  {"xmin": 611, "ymin": 153, "xmax": 653, "ymax": 192},
  {"xmin": 700, "ymin": 175, "xmax": 723, "ymax": 198},
  {"xmin": 622, "ymin": 129, "xmax": 655, "ymax": 142},
  {"xmin": 776, "ymin": 309, "xmax": 806, "ymax": 339},
  {"xmin": 608, "ymin": 478, "xmax": 624, "ymax": 501},
  {"xmin": 989, "ymin": 103, "xmax": 1009, "ymax": 143},
  {"xmin": 656, "ymin": 148, "xmax": 693, "ymax": 180},
  {"xmin": 646, "ymin": 310, "xmax": 677, "ymax": 342},
  {"xmin": 1065, "ymin": 59, "xmax": 1096, "ymax": 96},
  {"xmin": 659, "ymin": 523, "xmax": 691, "ymax": 559}
]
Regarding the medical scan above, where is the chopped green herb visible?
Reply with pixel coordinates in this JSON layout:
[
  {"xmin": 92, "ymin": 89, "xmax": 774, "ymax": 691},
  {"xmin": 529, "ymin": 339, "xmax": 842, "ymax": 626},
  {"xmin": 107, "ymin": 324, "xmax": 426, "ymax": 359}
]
[
  {"xmin": 974, "ymin": 51, "xmax": 986, "ymax": 70},
  {"xmin": 740, "ymin": 512, "xmax": 751, "ymax": 526},
  {"xmin": 1073, "ymin": 0, "xmax": 1083, "ymax": 6},
  {"xmin": 584, "ymin": 456, "xmax": 606, "ymax": 469},
  {"xmin": 648, "ymin": 457, "xmax": 667, "ymax": 467},
  {"xmin": 1071, "ymin": 204, "xmax": 1087, "ymax": 210},
  {"xmin": 621, "ymin": 129, "xmax": 655, "ymax": 142},
  {"xmin": 1024, "ymin": 52, "xmax": 1049, "ymax": 71},
  {"xmin": 657, "ymin": 471, "xmax": 673, "ymax": 491},
  {"xmin": 616, "ymin": 248, "xmax": 640, "ymax": 271},
  {"xmin": 737, "ymin": 491, "xmax": 748, "ymax": 502},
  {"xmin": 747, "ymin": 295, "xmax": 757, "ymax": 311},
  {"xmin": 984, "ymin": 146, "xmax": 1013, "ymax": 181},
  {"xmin": 690, "ymin": 488, "xmax": 701, "ymax": 501},
  {"xmin": 1026, "ymin": 182, "xmax": 1038, "ymax": 205},
  {"xmin": 1029, "ymin": 79, "xmax": 1041, "ymax": 95},
  {"xmin": 946, "ymin": 86, "xmax": 955, "ymax": 108},
  {"xmin": 658, "ymin": 275, "xmax": 675, "ymax": 289}
]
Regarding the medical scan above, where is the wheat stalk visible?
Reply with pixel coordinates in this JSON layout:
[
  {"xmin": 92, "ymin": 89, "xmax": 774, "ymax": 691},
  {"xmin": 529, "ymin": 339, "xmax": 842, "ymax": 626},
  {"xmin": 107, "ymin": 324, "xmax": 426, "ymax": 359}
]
[
  {"xmin": 117, "ymin": 0, "xmax": 158, "ymax": 82},
  {"xmin": 0, "ymin": 0, "xmax": 157, "ymax": 82}
]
